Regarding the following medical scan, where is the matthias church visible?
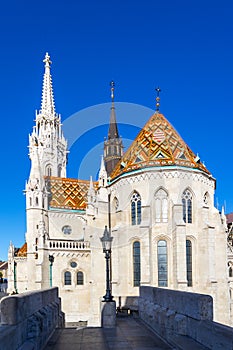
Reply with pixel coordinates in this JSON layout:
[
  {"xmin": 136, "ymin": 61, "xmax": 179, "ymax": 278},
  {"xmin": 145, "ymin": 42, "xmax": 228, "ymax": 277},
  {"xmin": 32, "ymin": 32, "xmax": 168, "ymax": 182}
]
[{"xmin": 7, "ymin": 54, "xmax": 232, "ymax": 326}]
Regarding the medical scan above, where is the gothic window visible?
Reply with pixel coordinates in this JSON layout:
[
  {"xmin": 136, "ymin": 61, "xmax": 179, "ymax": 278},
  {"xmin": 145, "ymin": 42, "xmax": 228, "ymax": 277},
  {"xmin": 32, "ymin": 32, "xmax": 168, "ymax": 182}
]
[
  {"xmin": 113, "ymin": 197, "xmax": 119, "ymax": 212},
  {"xmin": 133, "ymin": 241, "xmax": 141, "ymax": 287},
  {"xmin": 155, "ymin": 188, "xmax": 168, "ymax": 223},
  {"xmin": 131, "ymin": 192, "xmax": 141, "ymax": 225},
  {"xmin": 58, "ymin": 165, "xmax": 62, "ymax": 177},
  {"xmin": 77, "ymin": 271, "xmax": 84, "ymax": 285},
  {"xmin": 229, "ymin": 267, "xmax": 233, "ymax": 278},
  {"xmin": 186, "ymin": 240, "xmax": 192, "ymax": 286},
  {"xmin": 35, "ymin": 197, "xmax": 39, "ymax": 206},
  {"xmin": 182, "ymin": 189, "xmax": 192, "ymax": 223},
  {"xmin": 29, "ymin": 197, "xmax": 32, "ymax": 206},
  {"xmin": 46, "ymin": 165, "xmax": 52, "ymax": 176},
  {"xmin": 203, "ymin": 192, "xmax": 209, "ymax": 206},
  {"xmin": 228, "ymin": 262, "xmax": 233, "ymax": 278},
  {"xmin": 64, "ymin": 271, "xmax": 71, "ymax": 285},
  {"xmin": 158, "ymin": 240, "xmax": 167, "ymax": 287}
]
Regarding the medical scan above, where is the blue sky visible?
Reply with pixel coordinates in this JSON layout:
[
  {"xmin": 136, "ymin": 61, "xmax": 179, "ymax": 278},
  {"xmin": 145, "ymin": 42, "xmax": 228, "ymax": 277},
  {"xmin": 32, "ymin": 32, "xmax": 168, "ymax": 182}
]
[{"xmin": 0, "ymin": 0, "xmax": 233, "ymax": 260}]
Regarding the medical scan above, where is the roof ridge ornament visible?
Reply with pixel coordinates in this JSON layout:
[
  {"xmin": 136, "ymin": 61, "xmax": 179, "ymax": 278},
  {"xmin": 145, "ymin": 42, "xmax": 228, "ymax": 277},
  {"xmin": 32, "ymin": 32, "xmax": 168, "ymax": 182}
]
[{"xmin": 155, "ymin": 87, "xmax": 161, "ymax": 111}]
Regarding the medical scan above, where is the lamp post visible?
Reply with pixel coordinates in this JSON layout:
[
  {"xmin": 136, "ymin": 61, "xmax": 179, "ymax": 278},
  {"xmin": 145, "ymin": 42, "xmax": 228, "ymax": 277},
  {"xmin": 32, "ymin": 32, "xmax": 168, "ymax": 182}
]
[
  {"xmin": 100, "ymin": 225, "xmax": 113, "ymax": 302},
  {"xmin": 49, "ymin": 255, "xmax": 54, "ymax": 287}
]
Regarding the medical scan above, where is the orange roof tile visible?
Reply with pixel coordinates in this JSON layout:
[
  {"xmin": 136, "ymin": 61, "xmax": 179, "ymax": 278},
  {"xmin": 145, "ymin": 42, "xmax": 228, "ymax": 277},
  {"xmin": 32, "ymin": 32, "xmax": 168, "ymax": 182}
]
[
  {"xmin": 46, "ymin": 177, "xmax": 98, "ymax": 210},
  {"xmin": 111, "ymin": 112, "xmax": 210, "ymax": 179},
  {"xmin": 16, "ymin": 243, "xmax": 27, "ymax": 257}
]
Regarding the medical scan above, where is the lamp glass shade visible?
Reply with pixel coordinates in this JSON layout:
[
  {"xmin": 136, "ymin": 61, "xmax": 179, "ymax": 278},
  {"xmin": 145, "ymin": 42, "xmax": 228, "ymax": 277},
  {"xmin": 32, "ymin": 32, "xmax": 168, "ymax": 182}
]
[{"xmin": 100, "ymin": 226, "xmax": 113, "ymax": 252}]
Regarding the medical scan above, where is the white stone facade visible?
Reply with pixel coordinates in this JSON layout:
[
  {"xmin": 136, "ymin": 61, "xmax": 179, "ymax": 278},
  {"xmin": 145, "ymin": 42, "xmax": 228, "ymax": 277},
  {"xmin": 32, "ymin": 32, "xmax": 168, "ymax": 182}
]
[{"xmin": 7, "ymin": 54, "xmax": 231, "ymax": 326}]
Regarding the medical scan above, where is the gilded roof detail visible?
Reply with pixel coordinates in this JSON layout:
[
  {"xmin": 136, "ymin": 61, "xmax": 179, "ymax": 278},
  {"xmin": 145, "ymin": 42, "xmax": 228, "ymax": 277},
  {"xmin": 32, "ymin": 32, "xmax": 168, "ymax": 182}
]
[
  {"xmin": 111, "ymin": 112, "xmax": 210, "ymax": 179},
  {"xmin": 46, "ymin": 177, "xmax": 98, "ymax": 210}
]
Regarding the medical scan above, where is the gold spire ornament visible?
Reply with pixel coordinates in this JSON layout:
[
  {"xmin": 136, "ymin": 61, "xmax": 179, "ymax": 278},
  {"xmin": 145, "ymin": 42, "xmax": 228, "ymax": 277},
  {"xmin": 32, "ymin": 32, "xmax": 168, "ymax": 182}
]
[{"xmin": 155, "ymin": 87, "xmax": 161, "ymax": 111}]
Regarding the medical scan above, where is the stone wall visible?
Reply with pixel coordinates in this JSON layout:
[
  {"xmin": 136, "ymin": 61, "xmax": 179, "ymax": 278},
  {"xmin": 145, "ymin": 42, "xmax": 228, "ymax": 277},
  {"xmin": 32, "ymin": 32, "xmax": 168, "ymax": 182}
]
[
  {"xmin": 0, "ymin": 287, "xmax": 64, "ymax": 350},
  {"xmin": 139, "ymin": 286, "xmax": 233, "ymax": 350}
]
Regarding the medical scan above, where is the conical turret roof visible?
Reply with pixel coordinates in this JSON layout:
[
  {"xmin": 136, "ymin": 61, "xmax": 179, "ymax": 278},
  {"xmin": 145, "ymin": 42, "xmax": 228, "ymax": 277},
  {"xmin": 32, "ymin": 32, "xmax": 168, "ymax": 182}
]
[{"xmin": 110, "ymin": 111, "xmax": 210, "ymax": 179}]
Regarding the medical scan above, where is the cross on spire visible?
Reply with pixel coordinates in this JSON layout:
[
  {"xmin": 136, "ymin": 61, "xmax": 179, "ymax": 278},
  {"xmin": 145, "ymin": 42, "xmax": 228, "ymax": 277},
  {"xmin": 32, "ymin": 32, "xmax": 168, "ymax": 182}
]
[{"xmin": 155, "ymin": 87, "xmax": 161, "ymax": 111}]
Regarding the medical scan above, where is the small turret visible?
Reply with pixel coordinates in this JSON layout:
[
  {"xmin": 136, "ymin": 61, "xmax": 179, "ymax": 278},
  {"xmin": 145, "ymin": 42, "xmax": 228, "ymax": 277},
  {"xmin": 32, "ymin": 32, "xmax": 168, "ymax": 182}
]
[{"xmin": 98, "ymin": 156, "xmax": 108, "ymax": 188}]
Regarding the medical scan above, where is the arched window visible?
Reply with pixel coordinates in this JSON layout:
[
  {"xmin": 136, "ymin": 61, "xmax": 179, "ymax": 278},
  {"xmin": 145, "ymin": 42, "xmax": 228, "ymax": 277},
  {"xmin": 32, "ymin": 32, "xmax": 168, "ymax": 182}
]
[
  {"xmin": 186, "ymin": 240, "xmax": 192, "ymax": 286},
  {"xmin": 35, "ymin": 197, "xmax": 39, "ymax": 206},
  {"xmin": 113, "ymin": 197, "xmax": 119, "ymax": 212},
  {"xmin": 157, "ymin": 240, "xmax": 167, "ymax": 287},
  {"xmin": 155, "ymin": 188, "xmax": 168, "ymax": 223},
  {"xmin": 64, "ymin": 271, "xmax": 71, "ymax": 285},
  {"xmin": 228, "ymin": 262, "xmax": 233, "ymax": 278},
  {"xmin": 77, "ymin": 271, "xmax": 84, "ymax": 285},
  {"xmin": 182, "ymin": 189, "xmax": 192, "ymax": 223},
  {"xmin": 29, "ymin": 197, "xmax": 32, "ymax": 206},
  {"xmin": 131, "ymin": 192, "xmax": 141, "ymax": 225},
  {"xmin": 46, "ymin": 165, "xmax": 52, "ymax": 177},
  {"xmin": 229, "ymin": 267, "xmax": 233, "ymax": 278},
  {"xmin": 58, "ymin": 165, "xmax": 62, "ymax": 177},
  {"xmin": 133, "ymin": 241, "xmax": 141, "ymax": 287},
  {"xmin": 203, "ymin": 192, "xmax": 209, "ymax": 206}
]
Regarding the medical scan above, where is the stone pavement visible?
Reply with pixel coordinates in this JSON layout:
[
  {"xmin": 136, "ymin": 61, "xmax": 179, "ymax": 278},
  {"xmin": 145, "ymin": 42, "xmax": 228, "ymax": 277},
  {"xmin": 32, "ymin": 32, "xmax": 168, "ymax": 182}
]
[{"xmin": 45, "ymin": 315, "xmax": 173, "ymax": 350}]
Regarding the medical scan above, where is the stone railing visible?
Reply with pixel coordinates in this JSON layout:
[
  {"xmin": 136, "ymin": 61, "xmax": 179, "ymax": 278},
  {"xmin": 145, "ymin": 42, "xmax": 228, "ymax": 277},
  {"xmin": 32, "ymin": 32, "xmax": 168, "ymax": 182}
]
[
  {"xmin": 139, "ymin": 286, "xmax": 233, "ymax": 350},
  {"xmin": 0, "ymin": 287, "xmax": 64, "ymax": 350},
  {"xmin": 48, "ymin": 239, "xmax": 90, "ymax": 250}
]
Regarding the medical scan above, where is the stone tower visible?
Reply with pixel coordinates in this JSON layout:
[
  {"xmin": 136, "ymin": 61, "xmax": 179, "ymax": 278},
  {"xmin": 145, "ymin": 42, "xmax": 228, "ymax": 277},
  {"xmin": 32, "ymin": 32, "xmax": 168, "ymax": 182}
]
[{"xmin": 24, "ymin": 53, "xmax": 68, "ymax": 289}]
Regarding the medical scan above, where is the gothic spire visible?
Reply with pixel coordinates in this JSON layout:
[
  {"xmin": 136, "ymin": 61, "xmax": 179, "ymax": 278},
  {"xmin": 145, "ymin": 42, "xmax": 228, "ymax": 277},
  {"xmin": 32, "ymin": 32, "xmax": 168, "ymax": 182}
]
[
  {"xmin": 41, "ymin": 53, "xmax": 56, "ymax": 116},
  {"xmin": 108, "ymin": 81, "xmax": 119, "ymax": 139},
  {"xmin": 104, "ymin": 81, "xmax": 124, "ymax": 177}
]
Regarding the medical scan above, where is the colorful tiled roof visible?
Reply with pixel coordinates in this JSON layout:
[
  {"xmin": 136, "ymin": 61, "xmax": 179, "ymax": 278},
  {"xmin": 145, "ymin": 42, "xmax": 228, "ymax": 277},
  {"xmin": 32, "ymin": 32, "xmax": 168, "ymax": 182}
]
[
  {"xmin": 16, "ymin": 243, "xmax": 27, "ymax": 257},
  {"xmin": 46, "ymin": 177, "xmax": 98, "ymax": 210},
  {"xmin": 111, "ymin": 112, "xmax": 210, "ymax": 179}
]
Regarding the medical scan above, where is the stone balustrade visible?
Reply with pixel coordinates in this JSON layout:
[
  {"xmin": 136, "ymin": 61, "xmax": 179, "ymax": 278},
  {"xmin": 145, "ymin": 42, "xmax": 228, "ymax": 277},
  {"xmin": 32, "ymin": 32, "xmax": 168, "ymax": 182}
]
[
  {"xmin": 0, "ymin": 287, "xmax": 64, "ymax": 350},
  {"xmin": 48, "ymin": 239, "xmax": 90, "ymax": 250},
  {"xmin": 139, "ymin": 286, "xmax": 233, "ymax": 350}
]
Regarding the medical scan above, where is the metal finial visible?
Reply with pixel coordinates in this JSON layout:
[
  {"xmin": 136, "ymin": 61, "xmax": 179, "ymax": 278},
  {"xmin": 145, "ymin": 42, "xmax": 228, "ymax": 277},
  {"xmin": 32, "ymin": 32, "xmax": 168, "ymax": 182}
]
[
  {"xmin": 110, "ymin": 81, "xmax": 115, "ymax": 102},
  {"xmin": 155, "ymin": 87, "xmax": 161, "ymax": 111},
  {"xmin": 43, "ymin": 52, "xmax": 52, "ymax": 68}
]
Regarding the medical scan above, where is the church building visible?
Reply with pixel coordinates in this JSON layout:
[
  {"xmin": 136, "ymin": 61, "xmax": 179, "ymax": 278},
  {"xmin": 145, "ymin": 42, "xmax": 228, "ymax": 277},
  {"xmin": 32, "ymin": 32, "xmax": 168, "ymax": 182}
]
[{"xmin": 7, "ymin": 53, "xmax": 231, "ymax": 326}]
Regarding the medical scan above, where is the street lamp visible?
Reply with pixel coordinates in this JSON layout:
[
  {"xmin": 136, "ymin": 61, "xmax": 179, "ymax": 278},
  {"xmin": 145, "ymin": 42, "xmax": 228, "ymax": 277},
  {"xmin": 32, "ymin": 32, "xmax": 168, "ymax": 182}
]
[
  {"xmin": 49, "ymin": 255, "xmax": 54, "ymax": 287},
  {"xmin": 100, "ymin": 225, "xmax": 113, "ymax": 302}
]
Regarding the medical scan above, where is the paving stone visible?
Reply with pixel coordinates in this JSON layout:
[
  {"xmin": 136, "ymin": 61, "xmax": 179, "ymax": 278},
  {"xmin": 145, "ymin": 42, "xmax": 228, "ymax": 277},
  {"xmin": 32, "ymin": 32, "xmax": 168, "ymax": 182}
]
[{"xmin": 44, "ymin": 316, "xmax": 174, "ymax": 350}]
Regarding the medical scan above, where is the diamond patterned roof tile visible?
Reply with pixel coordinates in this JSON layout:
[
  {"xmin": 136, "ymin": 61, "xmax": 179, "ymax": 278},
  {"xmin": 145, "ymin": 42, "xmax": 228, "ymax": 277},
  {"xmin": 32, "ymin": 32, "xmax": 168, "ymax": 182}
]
[
  {"xmin": 46, "ymin": 177, "xmax": 98, "ymax": 210},
  {"xmin": 110, "ymin": 112, "xmax": 210, "ymax": 179}
]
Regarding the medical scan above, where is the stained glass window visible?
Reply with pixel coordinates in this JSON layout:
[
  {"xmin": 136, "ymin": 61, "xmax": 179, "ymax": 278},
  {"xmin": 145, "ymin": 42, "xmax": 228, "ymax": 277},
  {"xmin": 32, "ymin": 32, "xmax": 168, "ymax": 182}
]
[
  {"xmin": 133, "ymin": 241, "xmax": 141, "ymax": 286},
  {"xmin": 186, "ymin": 240, "xmax": 192, "ymax": 286},
  {"xmin": 182, "ymin": 190, "xmax": 192, "ymax": 223},
  {"xmin": 131, "ymin": 192, "xmax": 141, "ymax": 225},
  {"xmin": 158, "ymin": 240, "xmax": 167, "ymax": 287}
]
